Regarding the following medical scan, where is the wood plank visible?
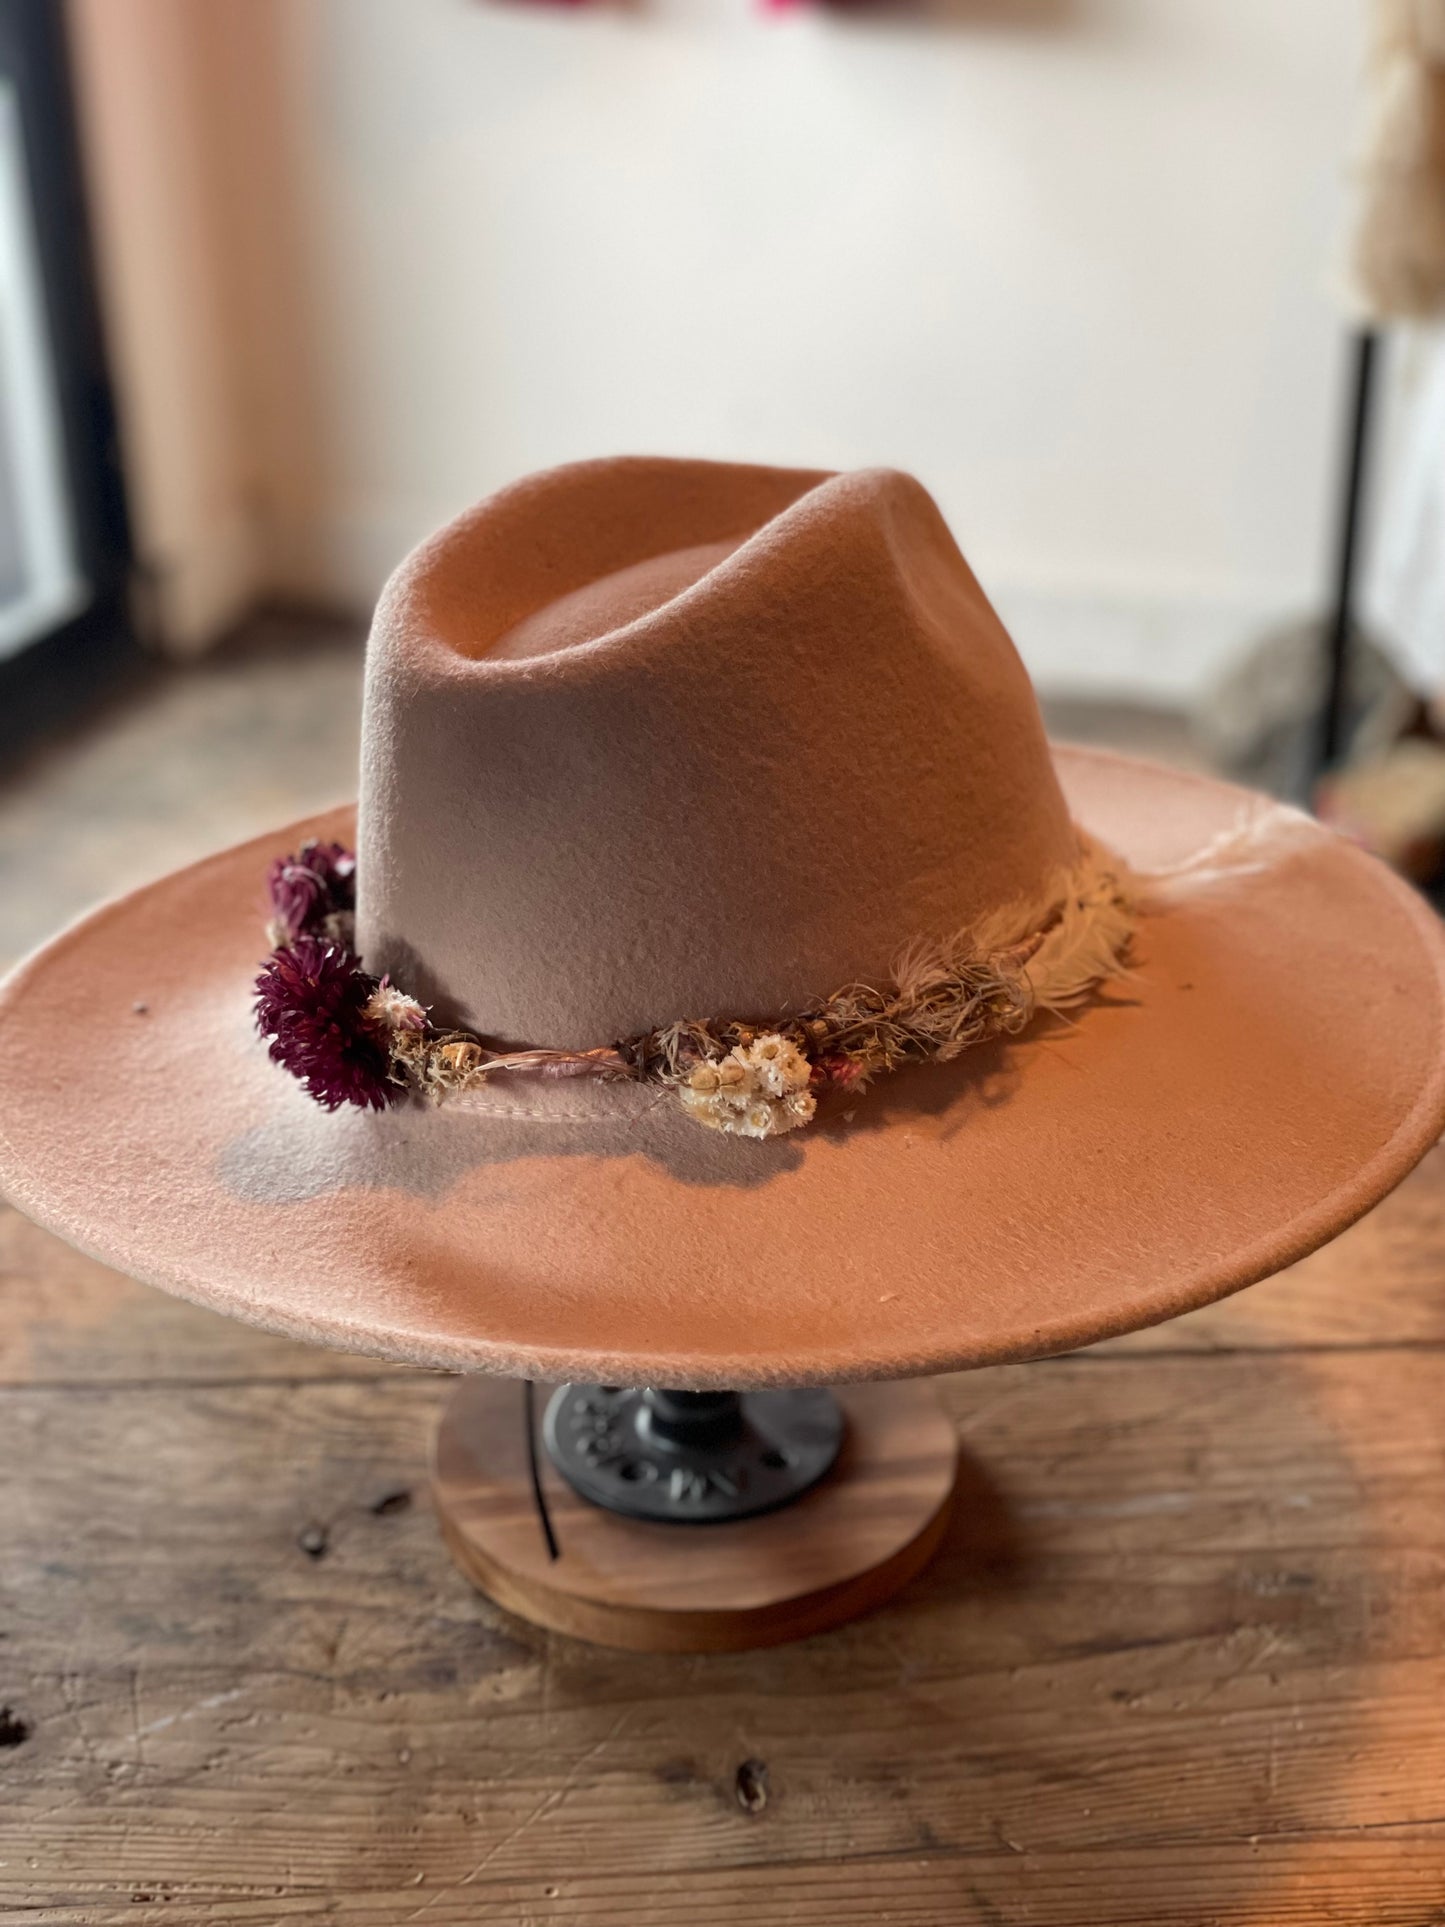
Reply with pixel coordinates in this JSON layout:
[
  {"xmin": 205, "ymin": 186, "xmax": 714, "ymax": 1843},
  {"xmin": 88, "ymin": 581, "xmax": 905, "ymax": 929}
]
[
  {"xmin": 6, "ymin": 1840, "xmax": 1445, "ymax": 1927},
  {"xmin": 2, "ymin": 1353, "xmax": 1443, "ymax": 1915}
]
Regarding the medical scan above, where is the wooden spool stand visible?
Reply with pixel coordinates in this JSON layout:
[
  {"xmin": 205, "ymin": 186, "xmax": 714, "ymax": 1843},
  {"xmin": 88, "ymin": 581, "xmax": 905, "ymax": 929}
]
[{"xmin": 431, "ymin": 1378, "xmax": 959, "ymax": 1652}]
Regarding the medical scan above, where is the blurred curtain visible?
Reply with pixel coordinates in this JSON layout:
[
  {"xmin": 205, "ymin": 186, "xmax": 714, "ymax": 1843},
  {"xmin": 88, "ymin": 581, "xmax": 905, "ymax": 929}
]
[{"xmin": 1354, "ymin": 2, "xmax": 1445, "ymax": 688}]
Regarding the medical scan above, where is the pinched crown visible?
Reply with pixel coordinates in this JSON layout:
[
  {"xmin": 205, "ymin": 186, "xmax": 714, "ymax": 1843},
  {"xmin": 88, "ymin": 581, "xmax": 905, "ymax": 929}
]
[{"xmin": 355, "ymin": 457, "xmax": 1082, "ymax": 1050}]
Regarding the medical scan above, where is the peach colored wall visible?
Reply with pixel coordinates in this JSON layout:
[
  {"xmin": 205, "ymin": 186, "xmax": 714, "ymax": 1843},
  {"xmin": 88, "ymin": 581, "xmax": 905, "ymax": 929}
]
[{"xmin": 65, "ymin": 0, "xmax": 260, "ymax": 651}]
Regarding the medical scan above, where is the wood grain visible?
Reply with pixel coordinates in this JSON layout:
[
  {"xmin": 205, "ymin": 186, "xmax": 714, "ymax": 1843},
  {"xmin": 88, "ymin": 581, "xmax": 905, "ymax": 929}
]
[{"xmin": 4, "ymin": 1146, "xmax": 1445, "ymax": 1918}]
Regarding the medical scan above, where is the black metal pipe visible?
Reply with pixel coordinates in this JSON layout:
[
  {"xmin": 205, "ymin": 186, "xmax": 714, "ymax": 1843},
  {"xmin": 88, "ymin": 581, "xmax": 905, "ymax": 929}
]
[
  {"xmin": 639, "ymin": 1388, "xmax": 745, "ymax": 1450},
  {"xmin": 543, "ymin": 1383, "xmax": 845, "ymax": 1524}
]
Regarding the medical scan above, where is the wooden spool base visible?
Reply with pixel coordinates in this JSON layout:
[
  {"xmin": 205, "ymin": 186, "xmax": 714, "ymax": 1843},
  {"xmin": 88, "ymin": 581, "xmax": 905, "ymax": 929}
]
[{"xmin": 431, "ymin": 1377, "xmax": 960, "ymax": 1652}]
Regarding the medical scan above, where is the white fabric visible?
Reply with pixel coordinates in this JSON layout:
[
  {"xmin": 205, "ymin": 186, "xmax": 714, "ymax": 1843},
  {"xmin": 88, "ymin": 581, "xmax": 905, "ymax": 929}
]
[{"xmin": 1370, "ymin": 326, "xmax": 1445, "ymax": 689}]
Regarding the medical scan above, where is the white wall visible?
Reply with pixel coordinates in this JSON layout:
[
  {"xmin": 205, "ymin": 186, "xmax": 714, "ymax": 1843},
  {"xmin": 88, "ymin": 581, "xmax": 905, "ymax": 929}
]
[{"xmin": 78, "ymin": 0, "xmax": 1369, "ymax": 696}]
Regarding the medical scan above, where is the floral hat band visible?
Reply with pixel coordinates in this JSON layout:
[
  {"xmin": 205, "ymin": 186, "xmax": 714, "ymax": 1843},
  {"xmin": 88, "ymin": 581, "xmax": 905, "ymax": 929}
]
[{"xmin": 253, "ymin": 837, "xmax": 1135, "ymax": 1139}]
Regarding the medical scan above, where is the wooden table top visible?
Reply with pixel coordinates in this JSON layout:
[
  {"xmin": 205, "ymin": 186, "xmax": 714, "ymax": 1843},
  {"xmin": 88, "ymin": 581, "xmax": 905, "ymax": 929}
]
[{"xmin": 3, "ymin": 1146, "xmax": 1445, "ymax": 1924}]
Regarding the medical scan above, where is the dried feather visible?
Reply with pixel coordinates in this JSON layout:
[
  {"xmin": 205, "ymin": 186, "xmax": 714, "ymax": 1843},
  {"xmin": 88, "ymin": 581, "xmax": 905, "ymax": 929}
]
[
  {"xmin": 1026, "ymin": 882, "xmax": 1137, "ymax": 1014},
  {"xmin": 1138, "ymin": 803, "xmax": 1320, "ymax": 903}
]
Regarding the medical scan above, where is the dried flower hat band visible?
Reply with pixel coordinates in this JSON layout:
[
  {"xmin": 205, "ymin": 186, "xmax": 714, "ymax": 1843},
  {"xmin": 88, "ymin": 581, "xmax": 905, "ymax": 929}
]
[{"xmin": 253, "ymin": 840, "xmax": 1135, "ymax": 1138}]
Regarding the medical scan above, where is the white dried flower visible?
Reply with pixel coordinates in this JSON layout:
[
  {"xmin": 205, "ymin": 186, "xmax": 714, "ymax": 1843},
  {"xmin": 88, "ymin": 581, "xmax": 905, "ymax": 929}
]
[
  {"xmin": 737, "ymin": 1032, "xmax": 812, "ymax": 1098},
  {"xmin": 677, "ymin": 1032, "xmax": 817, "ymax": 1137},
  {"xmin": 679, "ymin": 1086, "xmax": 724, "ymax": 1130},
  {"xmin": 363, "ymin": 982, "xmax": 429, "ymax": 1033},
  {"xmin": 679, "ymin": 1084, "xmax": 816, "ymax": 1137}
]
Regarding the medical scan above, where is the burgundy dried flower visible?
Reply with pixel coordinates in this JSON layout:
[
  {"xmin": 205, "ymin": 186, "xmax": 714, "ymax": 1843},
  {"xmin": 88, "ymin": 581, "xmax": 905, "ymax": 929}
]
[
  {"xmin": 254, "ymin": 937, "xmax": 394, "ymax": 1111},
  {"xmin": 266, "ymin": 841, "xmax": 357, "ymax": 945}
]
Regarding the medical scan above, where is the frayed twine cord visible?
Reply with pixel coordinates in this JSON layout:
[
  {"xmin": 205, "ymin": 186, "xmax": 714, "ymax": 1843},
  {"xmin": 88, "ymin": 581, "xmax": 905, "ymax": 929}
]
[{"xmin": 259, "ymin": 805, "xmax": 1332, "ymax": 1130}]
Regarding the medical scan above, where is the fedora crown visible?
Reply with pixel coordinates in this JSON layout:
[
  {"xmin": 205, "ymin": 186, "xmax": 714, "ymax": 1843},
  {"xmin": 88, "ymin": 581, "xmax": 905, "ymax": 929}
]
[{"xmin": 356, "ymin": 457, "xmax": 1077, "ymax": 1045}]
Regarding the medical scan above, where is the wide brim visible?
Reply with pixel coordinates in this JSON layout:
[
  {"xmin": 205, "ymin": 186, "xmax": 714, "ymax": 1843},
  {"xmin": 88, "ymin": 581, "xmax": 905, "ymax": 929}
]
[{"xmin": 1, "ymin": 747, "xmax": 1443, "ymax": 1389}]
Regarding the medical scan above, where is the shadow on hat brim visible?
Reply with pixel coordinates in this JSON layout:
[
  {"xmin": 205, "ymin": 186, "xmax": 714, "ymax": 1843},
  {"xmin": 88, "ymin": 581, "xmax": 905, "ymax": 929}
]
[{"xmin": 1, "ymin": 747, "xmax": 1443, "ymax": 1390}]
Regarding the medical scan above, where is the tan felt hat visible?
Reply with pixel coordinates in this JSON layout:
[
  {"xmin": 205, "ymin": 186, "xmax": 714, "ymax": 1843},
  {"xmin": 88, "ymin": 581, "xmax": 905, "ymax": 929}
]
[{"xmin": 0, "ymin": 458, "xmax": 1443, "ymax": 1388}]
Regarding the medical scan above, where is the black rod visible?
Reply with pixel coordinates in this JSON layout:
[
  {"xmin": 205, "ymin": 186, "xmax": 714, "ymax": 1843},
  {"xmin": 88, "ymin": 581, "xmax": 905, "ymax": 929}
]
[
  {"xmin": 1319, "ymin": 328, "xmax": 1380, "ymax": 773},
  {"xmin": 523, "ymin": 1381, "xmax": 560, "ymax": 1561}
]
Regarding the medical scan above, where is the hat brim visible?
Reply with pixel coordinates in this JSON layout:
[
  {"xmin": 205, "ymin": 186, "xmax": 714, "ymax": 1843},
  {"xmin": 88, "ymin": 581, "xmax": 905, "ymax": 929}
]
[{"xmin": 2, "ymin": 747, "xmax": 1443, "ymax": 1389}]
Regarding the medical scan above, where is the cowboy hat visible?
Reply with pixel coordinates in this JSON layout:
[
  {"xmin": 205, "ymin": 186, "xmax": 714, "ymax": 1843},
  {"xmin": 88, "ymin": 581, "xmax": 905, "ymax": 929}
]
[{"xmin": 0, "ymin": 457, "xmax": 1442, "ymax": 1387}]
